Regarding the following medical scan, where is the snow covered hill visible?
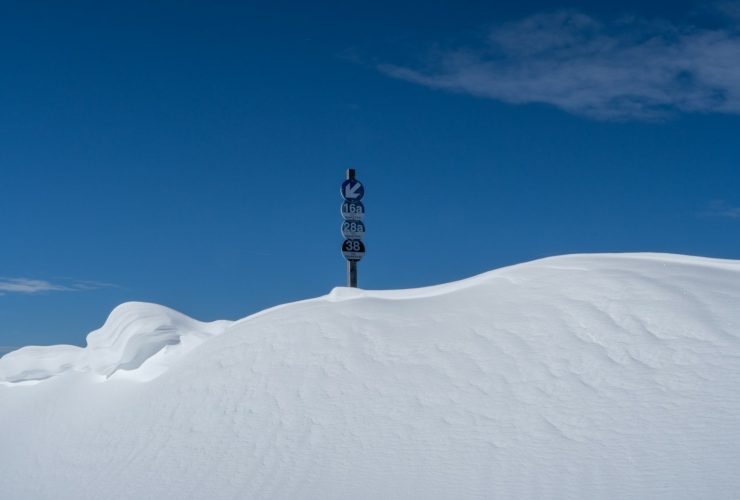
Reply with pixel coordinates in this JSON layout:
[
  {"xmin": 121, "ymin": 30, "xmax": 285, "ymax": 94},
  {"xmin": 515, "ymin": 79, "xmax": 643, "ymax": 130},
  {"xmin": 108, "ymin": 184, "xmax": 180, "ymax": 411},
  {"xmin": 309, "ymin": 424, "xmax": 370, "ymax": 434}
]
[{"xmin": 2, "ymin": 253, "xmax": 740, "ymax": 499}]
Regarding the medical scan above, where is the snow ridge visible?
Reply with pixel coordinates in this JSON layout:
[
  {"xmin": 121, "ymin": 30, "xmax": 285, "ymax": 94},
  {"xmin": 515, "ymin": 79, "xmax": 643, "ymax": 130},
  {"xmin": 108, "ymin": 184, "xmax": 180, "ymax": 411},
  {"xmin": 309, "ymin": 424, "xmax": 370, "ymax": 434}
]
[
  {"xmin": 0, "ymin": 302, "xmax": 231, "ymax": 383},
  {"xmin": 2, "ymin": 253, "xmax": 740, "ymax": 499}
]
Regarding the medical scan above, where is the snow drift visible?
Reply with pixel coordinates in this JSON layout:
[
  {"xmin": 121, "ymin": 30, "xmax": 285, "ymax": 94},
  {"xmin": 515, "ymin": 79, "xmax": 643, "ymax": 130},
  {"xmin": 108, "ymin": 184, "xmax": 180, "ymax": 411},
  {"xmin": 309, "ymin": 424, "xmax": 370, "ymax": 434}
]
[
  {"xmin": 1, "ymin": 253, "xmax": 740, "ymax": 499},
  {"xmin": 0, "ymin": 302, "xmax": 231, "ymax": 383}
]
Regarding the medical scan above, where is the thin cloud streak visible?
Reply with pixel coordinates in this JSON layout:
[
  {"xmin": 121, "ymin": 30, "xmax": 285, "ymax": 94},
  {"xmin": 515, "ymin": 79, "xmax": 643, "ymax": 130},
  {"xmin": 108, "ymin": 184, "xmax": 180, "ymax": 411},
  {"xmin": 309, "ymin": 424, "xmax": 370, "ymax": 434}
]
[
  {"xmin": 0, "ymin": 278, "xmax": 115, "ymax": 295},
  {"xmin": 703, "ymin": 200, "xmax": 740, "ymax": 218},
  {"xmin": 379, "ymin": 7, "xmax": 740, "ymax": 120},
  {"xmin": 0, "ymin": 278, "xmax": 69, "ymax": 294}
]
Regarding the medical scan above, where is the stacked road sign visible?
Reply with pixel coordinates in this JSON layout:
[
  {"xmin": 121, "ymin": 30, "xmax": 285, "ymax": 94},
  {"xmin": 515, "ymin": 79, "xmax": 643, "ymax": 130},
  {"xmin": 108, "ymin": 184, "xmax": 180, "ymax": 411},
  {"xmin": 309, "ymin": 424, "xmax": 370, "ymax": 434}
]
[{"xmin": 340, "ymin": 170, "xmax": 365, "ymax": 263}]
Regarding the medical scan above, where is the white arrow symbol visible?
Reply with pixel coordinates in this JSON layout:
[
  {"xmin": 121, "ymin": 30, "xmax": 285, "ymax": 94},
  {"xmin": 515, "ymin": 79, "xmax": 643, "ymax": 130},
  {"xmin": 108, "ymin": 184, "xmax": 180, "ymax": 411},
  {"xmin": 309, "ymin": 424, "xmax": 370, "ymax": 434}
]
[{"xmin": 344, "ymin": 182, "xmax": 362, "ymax": 199}]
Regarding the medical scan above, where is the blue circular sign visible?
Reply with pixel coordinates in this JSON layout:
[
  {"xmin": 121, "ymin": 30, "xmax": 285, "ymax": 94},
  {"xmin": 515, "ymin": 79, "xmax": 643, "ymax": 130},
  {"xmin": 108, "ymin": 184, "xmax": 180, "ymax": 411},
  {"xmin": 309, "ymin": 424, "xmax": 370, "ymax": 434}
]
[
  {"xmin": 341, "ymin": 201, "xmax": 365, "ymax": 221},
  {"xmin": 341, "ymin": 179, "xmax": 364, "ymax": 202},
  {"xmin": 341, "ymin": 220, "xmax": 366, "ymax": 239}
]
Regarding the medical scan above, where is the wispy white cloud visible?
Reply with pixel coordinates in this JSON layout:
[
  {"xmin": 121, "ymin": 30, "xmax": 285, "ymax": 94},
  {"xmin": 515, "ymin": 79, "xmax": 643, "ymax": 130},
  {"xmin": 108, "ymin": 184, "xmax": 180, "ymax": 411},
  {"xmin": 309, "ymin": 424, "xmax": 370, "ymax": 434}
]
[
  {"xmin": 0, "ymin": 278, "xmax": 115, "ymax": 295},
  {"xmin": 0, "ymin": 278, "xmax": 69, "ymax": 294},
  {"xmin": 703, "ymin": 200, "xmax": 740, "ymax": 218},
  {"xmin": 379, "ymin": 5, "xmax": 740, "ymax": 120}
]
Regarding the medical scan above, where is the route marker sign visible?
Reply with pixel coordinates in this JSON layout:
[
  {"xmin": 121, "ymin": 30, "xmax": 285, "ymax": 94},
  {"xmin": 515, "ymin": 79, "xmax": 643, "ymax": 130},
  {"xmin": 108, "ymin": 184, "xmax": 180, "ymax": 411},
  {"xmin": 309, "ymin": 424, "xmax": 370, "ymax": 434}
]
[
  {"xmin": 341, "ymin": 201, "xmax": 365, "ymax": 221},
  {"xmin": 341, "ymin": 168, "xmax": 365, "ymax": 287},
  {"xmin": 341, "ymin": 179, "xmax": 365, "ymax": 201},
  {"xmin": 342, "ymin": 239, "xmax": 365, "ymax": 262},
  {"xmin": 341, "ymin": 220, "xmax": 366, "ymax": 239}
]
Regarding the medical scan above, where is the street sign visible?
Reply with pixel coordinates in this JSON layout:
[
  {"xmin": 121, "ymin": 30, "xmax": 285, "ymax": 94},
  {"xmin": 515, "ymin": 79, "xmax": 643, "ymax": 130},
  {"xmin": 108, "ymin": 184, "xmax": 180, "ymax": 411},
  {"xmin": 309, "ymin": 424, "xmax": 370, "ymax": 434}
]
[
  {"xmin": 341, "ymin": 168, "xmax": 364, "ymax": 287},
  {"xmin": 341, "ymin": 201, "xmax": 365, "ymax": 221},
  {"xmin": 342, "ymin": 239, "xmax": 365, "ymax": 261},
  {"xmin": 341, "ymin": 220, "xmax": 366, "ymax": 240},
  {"xmin": 341, "ymin": 179, "xmax": 365, "ymax": 201}
]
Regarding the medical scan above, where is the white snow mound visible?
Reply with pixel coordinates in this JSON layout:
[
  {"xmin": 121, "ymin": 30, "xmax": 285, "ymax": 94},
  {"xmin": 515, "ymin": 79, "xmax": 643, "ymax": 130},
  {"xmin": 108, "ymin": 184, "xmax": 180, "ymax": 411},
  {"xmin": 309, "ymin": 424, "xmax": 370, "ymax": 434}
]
[
  {"xmin": 0, "ymin": 344, "xmax": 82, "ymax": 384},
  {"xmin": 0, "ymin": 302, "xmax": 231, "ymax": 383},
  {"xmin": 1, "ymin": 253, "xmax": 740, "ymax": 500}
]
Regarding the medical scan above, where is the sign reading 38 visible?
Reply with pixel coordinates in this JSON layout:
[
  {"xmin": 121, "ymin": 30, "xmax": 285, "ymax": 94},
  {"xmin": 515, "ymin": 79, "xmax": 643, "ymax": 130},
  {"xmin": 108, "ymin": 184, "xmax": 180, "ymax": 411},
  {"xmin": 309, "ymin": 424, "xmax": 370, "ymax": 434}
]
[{"xmin": 342, "ymin": 239, "xmax": 365, "ymax": 262}]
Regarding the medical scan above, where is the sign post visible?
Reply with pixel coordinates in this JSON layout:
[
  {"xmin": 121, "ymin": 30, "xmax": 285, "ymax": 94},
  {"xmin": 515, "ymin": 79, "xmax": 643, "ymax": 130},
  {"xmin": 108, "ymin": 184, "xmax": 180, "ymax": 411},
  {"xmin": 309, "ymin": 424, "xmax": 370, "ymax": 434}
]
[{"xmin": 340, "ymin": 168, "xmax": 365, "ymax": 287}]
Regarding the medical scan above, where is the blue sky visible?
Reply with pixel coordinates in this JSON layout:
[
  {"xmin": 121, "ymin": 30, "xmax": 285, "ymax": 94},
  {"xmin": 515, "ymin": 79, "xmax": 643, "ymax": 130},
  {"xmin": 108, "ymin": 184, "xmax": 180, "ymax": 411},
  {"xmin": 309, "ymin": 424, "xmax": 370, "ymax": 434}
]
[{"xmin": 1, "ymin": 0, "xmax": 739, "ymax": 350}]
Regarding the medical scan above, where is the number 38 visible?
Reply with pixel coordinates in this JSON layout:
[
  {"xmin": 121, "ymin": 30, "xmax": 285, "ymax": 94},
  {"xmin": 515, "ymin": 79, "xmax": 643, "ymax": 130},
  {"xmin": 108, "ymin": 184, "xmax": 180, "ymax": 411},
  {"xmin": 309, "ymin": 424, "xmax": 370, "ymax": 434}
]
[{"xmin": 345, "ymin": 240, "xmax": 362, "ymax": 251}]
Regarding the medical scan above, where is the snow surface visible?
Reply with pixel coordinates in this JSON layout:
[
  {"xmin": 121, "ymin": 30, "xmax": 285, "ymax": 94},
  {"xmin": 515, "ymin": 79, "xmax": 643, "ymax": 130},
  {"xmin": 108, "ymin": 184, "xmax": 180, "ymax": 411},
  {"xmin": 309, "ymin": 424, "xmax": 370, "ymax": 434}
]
[
  {"xmin": 1, "ymin": 253, "xmax": 740, "ymax": 499},
  {"xmin": 0, "ymin": 302, "xmax": 231, "ymax": 384}
]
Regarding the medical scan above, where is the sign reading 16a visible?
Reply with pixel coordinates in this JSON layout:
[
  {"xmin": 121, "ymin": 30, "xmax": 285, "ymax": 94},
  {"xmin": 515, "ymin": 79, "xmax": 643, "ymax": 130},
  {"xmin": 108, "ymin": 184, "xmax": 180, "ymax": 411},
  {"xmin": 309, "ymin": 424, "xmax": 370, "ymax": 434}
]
[
  {"xmin": 341, "ymin": 201, "xmax": 365, "ymax": 221},
  {"xmin": 341, "ymin": 220, "xmax": 365, "ymax": 239}
]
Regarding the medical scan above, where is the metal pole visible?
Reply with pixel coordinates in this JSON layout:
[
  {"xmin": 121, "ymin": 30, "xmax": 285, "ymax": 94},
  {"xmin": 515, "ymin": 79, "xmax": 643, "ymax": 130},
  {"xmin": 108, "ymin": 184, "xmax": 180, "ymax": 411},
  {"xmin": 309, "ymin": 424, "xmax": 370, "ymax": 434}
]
[
  {"xmin": 346, "ymin": 168, "xmax": 358, "ymax": 288},
  {"xmin": 347, "ymin": 260, "xmax": 357, "ymax": 288}
]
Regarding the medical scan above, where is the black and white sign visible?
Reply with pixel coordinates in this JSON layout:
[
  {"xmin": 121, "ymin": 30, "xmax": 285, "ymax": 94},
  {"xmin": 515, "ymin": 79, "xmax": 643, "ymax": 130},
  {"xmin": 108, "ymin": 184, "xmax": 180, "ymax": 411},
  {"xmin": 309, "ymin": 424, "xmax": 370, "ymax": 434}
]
[
  {"xmin": 341, "ymin": 201, "xmax": 365, "ymax": 221},
  {"xmin": 341, "ymin": 179, "xmax": 365, "ymax": 201},
  {"xmin": 342, "ymin": 239, "xmax": 365, "ymax": 261},
  {"xmin": 340, "ymin": 170, "xmax": 366, "ymax": 283},
  {"xmin": 341, "ymin": 220, "xmax": 366, "ymax": 240}
]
